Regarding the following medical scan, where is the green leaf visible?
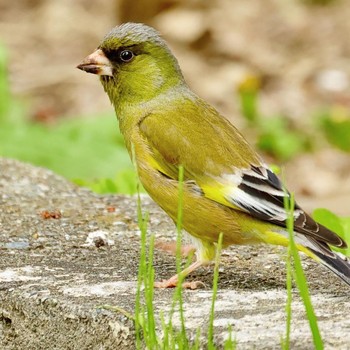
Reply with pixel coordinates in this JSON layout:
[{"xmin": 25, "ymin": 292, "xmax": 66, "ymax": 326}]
[
  {"xmin": 313, "ymin": 208, "xmax": 350, "ymax": 256},
  {"xmin": 319, "ymin": 108, "xmax": 350, "ymax": 152},
  {"xmin": 312, "ymin": 208, "xmax": 345, "ymax": 237},
  {"xmin": 257, "ymin": 117, "xmax": 309, "ymax": 161}
]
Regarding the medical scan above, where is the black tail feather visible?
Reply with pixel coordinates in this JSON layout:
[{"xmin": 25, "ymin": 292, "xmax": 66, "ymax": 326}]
[{"xmin": 309, "ymin": 248, "xmax": 350, "ymax": 287}]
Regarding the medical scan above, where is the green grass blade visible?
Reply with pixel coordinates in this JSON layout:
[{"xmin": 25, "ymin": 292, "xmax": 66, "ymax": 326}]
[
  {"xmin": 283, "ymin": 197, "xmax": 293, "ymax": 350},
  {"xmin": 282, "ymin": 240, "xmax": 293, "ymax": 350},
  {"xmin": 145, "ymin": 233, "xmax": 157, "ymax": 348},
  {"xmin": 192, "ymin": 328, "xmax": 201, "ymax": 350},
  {"xmin": 175, "ymin": 165, "xmax": 188, "ymax": 346},
  {"xmin": 176, "ymin": 164, "xmax": 185, "ymax": 262},
  {"xmin": 224, "ymin": 325, "xmax": 236, "ymax": 350},
  {"xmin": 207, "ymin": 232, "xmax": 223, "ymax": 349},
  {"xmin": 284, "ymin": 193, "xmax": 324, "ymax": 350},
  {"xmin": 133, "ymin": 143, "xmax": 147, "ymax": 349},
  {"xmin": 134, "ymin": 192, "xmax": 147, "ymax": 348},
  {"xmin": 165, "ymin": 164, "xmax": 190, "ymax": 348}
]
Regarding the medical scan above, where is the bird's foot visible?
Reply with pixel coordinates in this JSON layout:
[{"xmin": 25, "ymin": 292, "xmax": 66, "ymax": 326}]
[
  {"xmin": 154, "ymin": 261, "xmax": 207, "ymax": 289},
  {"xmin": 154, "ymin": 241, "xmax": 196, "ymax": 258},
  {"xmin": 154, "ymin": 278, "xmax": 206, "ymax": 289}
]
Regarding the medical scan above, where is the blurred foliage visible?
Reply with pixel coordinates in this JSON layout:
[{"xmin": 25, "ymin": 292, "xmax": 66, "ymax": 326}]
[
  {"xmin": 0, "ymin": 44, "xmax": 11, "ymax": 118},
  {"xmin": 313, "ymin": 208, "xmax": 350, "ymax": 256},
  {"xmin": 319, "ymin": 106, "xmax": 350, "ymax": 152},
  {"xmin": 238, "ymin": 75, "xmax": 260, "ymax": 123},
  {"xmin": 74, "ymin": 169, "xmax": 140, "ymax": 194},
  {"xmin": 239, "ymin": 75, "xmax": 312, "ymax": 161},
  {"xmin": 0, "ymin": 110, "xmax": 139, "ymax": 193},
  {"xmin": 302, "ymin": 0, "xmax": 338, "ymax": 5},
  {"xmin": 257, "ymin": 117, "xmax": 312, "ymax": 161},
  {"xmin": 0, "ymin": 43, "xmax": 137, "ymax": 194},
  {"xmin": 0, "ymin": 42, "xmax": 23, "ymax": 123},
  {"xmin": 239, "ymin": 74, "xmax": 350, "ymax": 161}
]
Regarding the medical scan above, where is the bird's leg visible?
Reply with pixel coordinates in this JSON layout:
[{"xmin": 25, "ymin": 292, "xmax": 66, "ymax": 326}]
[
  {"xmin": 154, "ymin": 240, "xmax": 196, "ymax": 258},
  {"xmin": 154, "ymin": 260, "xmax": 209, "ymax": 289}
]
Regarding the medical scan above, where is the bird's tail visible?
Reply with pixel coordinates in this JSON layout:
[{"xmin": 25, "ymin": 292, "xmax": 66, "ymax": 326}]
[{"xmin": 307, "ymin": 245, "xmax": 350, "ymax": 286}]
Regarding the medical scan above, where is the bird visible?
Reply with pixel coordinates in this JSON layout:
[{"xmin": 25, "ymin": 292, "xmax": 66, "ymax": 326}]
[{"xmin": 77, "ymin": 22, "xmax": 350, "ymax": 288}]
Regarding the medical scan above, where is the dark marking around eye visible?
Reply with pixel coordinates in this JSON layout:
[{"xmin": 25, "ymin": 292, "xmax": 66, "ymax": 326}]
[{"xmin": 102, "ymin": 44, "xmax": 145, "ymax": 64}]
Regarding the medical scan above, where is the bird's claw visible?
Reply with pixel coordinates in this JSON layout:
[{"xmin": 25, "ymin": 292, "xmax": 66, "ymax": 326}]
[{"xmin": 154, "ymin": 279, "xmax": 206, "ymax": 289}]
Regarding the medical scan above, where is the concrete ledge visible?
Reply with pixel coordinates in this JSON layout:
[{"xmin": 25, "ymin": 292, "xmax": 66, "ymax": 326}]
[{"xmin": 1, "ymin": 158, "xmax": 349, "ymax": 349}]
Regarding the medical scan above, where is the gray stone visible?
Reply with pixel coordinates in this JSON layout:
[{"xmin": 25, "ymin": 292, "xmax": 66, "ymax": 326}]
[{"xmin": 0, "ymin": 158, "xmax": 349, "ymax": 349}]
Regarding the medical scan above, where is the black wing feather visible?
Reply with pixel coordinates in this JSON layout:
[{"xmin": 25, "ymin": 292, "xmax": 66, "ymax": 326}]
[{"xmin": 235, "ymin": 166, "xmax": 347, "ymax": 249}]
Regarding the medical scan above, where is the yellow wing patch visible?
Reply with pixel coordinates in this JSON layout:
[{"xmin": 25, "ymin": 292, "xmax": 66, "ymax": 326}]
[{"xmin": 200, "ymin": 181, "xmax": 242, "ymax": 211}]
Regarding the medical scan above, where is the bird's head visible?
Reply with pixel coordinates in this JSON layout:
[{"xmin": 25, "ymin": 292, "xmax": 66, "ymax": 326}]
[{"xmin": 77, "ymin": 23, "xmax": 185, "ymax": 107}]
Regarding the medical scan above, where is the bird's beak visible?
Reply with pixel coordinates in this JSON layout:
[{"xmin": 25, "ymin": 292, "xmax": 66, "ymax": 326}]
[{"xmin": 76, "ymin": 49, "xmax": 113, "ymax": 76}]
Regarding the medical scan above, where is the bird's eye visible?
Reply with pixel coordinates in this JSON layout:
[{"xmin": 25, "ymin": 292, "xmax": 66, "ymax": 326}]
[{"xmin": 119, "ymin": 50, "xmax": 134, "ymax": 62}]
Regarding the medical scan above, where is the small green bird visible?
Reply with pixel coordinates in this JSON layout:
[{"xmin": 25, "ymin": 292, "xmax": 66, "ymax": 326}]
[{"xmin": 78, "ymin": 22, "xmax": 350, "ymax": 288}]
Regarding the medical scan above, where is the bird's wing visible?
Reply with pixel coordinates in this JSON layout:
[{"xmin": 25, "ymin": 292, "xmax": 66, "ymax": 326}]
[
  {"xmin": 138, "ymin": 105, "xmax": 346, "ymax": 249},
  {"xmin": 220, "ymin": 164, "xmax": 346, "ymax": 249}
]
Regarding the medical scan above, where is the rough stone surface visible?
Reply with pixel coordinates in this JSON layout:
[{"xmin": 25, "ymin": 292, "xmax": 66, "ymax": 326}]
[{"xmin": 0, "ymin": 158, "xmax": 349, "ymax": 349}]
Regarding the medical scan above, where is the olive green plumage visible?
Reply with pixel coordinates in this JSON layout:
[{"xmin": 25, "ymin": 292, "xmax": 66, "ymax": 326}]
[{"xmin": 78, "ymin": 22, "xmax": 350, "ymax": 287}]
